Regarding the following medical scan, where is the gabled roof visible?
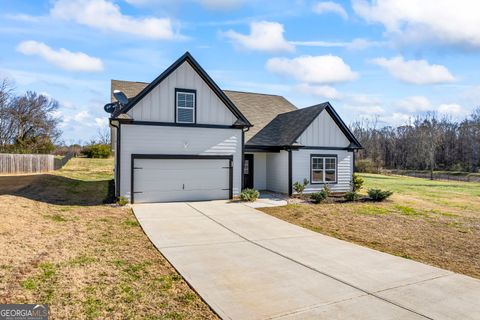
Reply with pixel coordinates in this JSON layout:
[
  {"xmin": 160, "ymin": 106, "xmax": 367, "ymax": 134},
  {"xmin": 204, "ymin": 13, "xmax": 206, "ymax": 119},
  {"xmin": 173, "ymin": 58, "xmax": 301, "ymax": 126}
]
[
  {"xmin": 224, "ymin": 90, "xmax": 296, "ymax": 141},
  {"xmin": 247, "ymin": 103, "xmax": 327, "ymax": 147},
  {"xmin": 111, "ymin": 52, "xmax": 251, "ymax": 127},
  {"xmin": 247, "ymin": 102, "xmax": 362, "ymax": 149},
  {"xmin": 110, "ymin": 80, "xmax": 297, "ymax": 139}
]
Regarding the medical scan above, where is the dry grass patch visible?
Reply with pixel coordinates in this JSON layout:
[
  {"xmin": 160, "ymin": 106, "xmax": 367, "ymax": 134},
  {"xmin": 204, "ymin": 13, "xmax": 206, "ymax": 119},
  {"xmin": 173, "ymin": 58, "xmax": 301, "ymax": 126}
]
[
  {"xmin": 260, "ymin": 175, "xmax": 480, "ymax": 279},
  {"xmin": 0, "ymin": 158, "xmax": 217, "ymax": 319}
]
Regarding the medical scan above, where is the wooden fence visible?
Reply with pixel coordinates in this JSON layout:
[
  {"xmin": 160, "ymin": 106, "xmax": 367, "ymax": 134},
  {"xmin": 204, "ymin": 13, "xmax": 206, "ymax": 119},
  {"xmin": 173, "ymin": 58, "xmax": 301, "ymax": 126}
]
[
  {"xmin": 0, "ymin": 153, "xmax": 54, "ymax": 174},
  {"xmin": 54, "ymin": 152, "xmax": 75, "ymax": 170}
]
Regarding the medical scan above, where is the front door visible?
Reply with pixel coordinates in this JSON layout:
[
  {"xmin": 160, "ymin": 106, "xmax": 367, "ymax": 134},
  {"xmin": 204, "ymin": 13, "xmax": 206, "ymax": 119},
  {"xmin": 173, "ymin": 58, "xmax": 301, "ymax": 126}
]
[{"xmin": 243, "ymin": 154, "xmax": 254, "ymax": 189}]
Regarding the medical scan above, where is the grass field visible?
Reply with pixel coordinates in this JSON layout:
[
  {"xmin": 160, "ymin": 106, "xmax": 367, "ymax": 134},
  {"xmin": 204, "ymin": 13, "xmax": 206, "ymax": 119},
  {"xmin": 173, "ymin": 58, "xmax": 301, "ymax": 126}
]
[
  {"xmin": 260, "ymin": 174, "xmax": 480, "ymax": 279},
  {"xmin": 2, "ymin": 160, "xmax": 479, "ymax": 318},
  {"xmin": 0, "ymin": 158, "xmax": 217, "ymax": 320}
]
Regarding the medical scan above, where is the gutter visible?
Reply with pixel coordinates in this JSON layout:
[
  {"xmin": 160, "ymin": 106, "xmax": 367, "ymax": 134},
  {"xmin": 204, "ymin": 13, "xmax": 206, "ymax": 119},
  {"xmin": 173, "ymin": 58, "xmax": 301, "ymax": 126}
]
[{"xmin": 109, "ymin": 118, "xmax": 120, "ymax": 197}]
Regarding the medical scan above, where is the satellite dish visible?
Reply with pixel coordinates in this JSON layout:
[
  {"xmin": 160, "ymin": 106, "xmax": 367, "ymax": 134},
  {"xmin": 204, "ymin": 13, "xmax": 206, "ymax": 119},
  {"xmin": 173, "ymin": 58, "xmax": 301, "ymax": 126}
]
[
  {"xmin": 113, "ymin": 90, "xmax": 129, "ymax": 106},
  {"xmin": 104, "ymin": 102, "xmax": 117, "ymax": 114}
]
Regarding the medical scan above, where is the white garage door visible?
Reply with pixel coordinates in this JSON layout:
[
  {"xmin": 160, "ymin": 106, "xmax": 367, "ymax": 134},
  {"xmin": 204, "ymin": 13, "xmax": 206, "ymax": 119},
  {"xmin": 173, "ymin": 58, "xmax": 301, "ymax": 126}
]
[{"xmin": 132, "ymin": 158, "xmax": 231, "ymax": 203}]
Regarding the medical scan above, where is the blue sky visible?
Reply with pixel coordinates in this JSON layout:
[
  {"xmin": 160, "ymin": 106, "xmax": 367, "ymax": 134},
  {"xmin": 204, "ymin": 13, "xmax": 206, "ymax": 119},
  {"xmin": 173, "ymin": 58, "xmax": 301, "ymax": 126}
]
[{"xmin": 1, "ymin": 0, "xmax": 480, "ymax": 143}]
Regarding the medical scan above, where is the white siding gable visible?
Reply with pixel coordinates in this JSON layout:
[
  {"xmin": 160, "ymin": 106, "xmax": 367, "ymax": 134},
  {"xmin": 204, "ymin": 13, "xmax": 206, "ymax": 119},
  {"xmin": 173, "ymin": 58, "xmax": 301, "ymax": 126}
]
[
  {"xmin": 297, "ymin": 110, "xmax": 350, "ymax": 147},
  {"xmin": 127, "ymin": 61, "xmax": 237, "ymax": 125}
]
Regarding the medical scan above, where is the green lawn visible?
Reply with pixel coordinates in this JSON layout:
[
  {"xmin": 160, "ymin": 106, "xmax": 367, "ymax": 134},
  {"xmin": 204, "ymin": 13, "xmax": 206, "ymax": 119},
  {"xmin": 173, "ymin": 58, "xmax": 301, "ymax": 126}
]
[
  {"xmin": 260, "ymin": 173, "xmax": 480, "ymax": 278},
  {"xmin": 0, "ymin": 158, "xmax": 217, "ymax": 319},
  {"xmin": 361, "ymin": 173, "xmax": 480, "ymax": 215}
]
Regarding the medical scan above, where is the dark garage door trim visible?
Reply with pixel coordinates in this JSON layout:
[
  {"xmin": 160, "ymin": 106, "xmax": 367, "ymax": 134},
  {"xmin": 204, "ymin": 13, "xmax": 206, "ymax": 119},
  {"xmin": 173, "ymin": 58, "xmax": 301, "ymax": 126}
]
[{"xmin": 130, "ymin": 154, "xmax": 234, "ymax": 204}]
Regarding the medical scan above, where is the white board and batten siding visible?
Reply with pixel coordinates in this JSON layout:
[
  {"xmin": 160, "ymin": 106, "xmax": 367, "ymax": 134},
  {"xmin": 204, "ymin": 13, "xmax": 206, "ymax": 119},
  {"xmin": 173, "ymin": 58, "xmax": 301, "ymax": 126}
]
[
  {"xmin": 297, "ymin": 111, "xmax": 350, "ymax": 148},
  {"xmin": 127, "ymin": 61, "xmax": 237, "ymax": 126},
  {"xmin": 292, "ymin": 149, "xmax": 353, "ymax": 193},
  {"xmin": 119, "ymin": 124, "xmax": 242, "ymax": 201}
]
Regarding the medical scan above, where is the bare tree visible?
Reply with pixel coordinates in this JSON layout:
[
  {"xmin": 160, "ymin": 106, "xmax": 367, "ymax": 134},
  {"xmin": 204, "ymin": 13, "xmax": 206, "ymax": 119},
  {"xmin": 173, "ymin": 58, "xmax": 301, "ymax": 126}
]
[
  {"xmin": 0, "ymin": 81, "xmax": 61, "ymax": 153},
  {"xmin": 0, "ymin": 79, "xmax": 15, "ymax": 147},
  {"xmin": 351, "ymin": 108, "xmax": 480, "ymax": 173},
  {"xmin": 96, "ymin": 127, "xmax": 111, "ymax": 145}
]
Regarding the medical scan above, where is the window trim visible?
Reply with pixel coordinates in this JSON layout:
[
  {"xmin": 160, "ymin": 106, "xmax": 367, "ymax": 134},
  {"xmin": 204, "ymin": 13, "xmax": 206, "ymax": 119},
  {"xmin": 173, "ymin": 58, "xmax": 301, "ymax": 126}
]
[
  {"xmin": 310, "ymin": 154, "xmax": 338, "ymax": 184},
  {"xmin": 175, "ymin": 88, "xmax": 197, "ymax": 124}
]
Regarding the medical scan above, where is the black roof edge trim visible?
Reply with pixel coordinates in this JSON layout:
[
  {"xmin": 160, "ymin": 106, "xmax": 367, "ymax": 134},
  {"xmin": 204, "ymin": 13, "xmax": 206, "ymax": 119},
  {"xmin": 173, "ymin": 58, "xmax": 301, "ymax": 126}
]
[
  {"xmin": 110, "ymin": 119, "xmax": 246, "ymax": 129},
  {"xmin": 300, "ymin": 146, "xmax": 360, "ymax": 151},
  {"xmin": 244, "ymin": 145, "xmax": 282, "ymax": 152},
  {"xmin": 288, "ymin": 103, "xmax": 327, "ymax": 145},
  {"xmin": 323, "ymin": 103, "xmax": 363, "ymax": 149},
  {"xmin": 287, "ymin": 102, "xmax": 362, "ymax": 148},
  {"xmin": 111, "ymin": 52, "xmax": 251, "ymax": 126}
]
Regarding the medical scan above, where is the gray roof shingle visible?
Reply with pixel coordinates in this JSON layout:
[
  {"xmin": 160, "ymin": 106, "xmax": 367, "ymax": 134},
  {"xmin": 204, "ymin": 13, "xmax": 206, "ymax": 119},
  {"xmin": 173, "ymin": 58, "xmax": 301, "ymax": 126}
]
[
  {"xmin": 247, "ymin": 103, "xmax": 328, "ymax": 147},
  {"xmin": 111, "ymin": 80, "xmax": 297, "ymax": 141},
  {"xmin": 110, "ymin": 80, "xmax": 361, "ymax": 149},
  {"xmin": 223, "ymin": 91, "xmax": 297, "ymax": 141},
  {"xmin": 111, "ymin": 80, "xmax": 148, "ymax": 102}
]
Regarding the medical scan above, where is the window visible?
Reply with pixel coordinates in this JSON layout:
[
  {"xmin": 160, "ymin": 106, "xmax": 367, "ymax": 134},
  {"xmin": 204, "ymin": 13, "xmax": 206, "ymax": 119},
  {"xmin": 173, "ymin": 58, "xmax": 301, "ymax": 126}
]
[
  {"xmin": 244, "ymin": 159, "xmax": 249, "ymax": 174},
  {"xmin": 311, "ymin": 155, "xmax": 337, "ymax": 183},
  {"xmin": 176, "ymin": 90, "xmax": 196, "ymax": 123}
]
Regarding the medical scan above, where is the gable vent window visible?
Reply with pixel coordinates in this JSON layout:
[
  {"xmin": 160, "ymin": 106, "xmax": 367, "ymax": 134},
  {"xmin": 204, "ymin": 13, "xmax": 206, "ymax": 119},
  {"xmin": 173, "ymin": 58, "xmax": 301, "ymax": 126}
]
[{"xmin": 176, "ymin": 89, "xmax": 196, "ymax": 124}]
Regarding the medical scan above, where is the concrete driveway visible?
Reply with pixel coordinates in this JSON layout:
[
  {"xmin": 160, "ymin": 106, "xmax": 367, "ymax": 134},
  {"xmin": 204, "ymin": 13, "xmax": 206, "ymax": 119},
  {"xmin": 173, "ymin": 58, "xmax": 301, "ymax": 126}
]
[{"xmin": 133, "ymin": 201, "xmax": 480, "ymax": 320}]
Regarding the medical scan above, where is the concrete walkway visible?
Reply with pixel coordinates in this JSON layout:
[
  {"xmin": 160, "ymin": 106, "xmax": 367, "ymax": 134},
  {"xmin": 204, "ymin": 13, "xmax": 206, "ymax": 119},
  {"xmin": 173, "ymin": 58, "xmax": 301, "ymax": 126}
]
[{"xmin": 133, "ymin": 201, "xmax": 480, "ymax": 320}]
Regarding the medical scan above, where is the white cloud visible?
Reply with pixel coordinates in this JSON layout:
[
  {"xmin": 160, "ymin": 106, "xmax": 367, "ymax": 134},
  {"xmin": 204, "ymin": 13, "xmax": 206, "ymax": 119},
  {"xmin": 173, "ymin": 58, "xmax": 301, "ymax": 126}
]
[
  {"xmin": 291, "ymin": 38, "xmax": 383, "ymax": 50},
  {"xmin": 297, "ymin": 83, "xmax": 342, "ymax": 100},
  {"xmin": 352, "ymin": 0, "xmax": 480, "ymax": 48},
  {"xmin": 346, "ymin": 104, "xmax": 386, "ymax": 115},
  {"xmin": 74, "ymin": 110, "xmax": 91, "ymax": 122},
  {"xmin": 313, "ymin": 1, "xmax": 348, "ymax": 19},
  {"xmin": 223, "ymin": 21, "xmax": 295, "ymax": 52},
  {"xmin": 394, "ymin": 96, "xmax": 432, "ymax": 112},
  {"xmin": 17, "ymin": 40, "xmax": 103, "ymax": 72},
  {"xmin": 95, "ymin": 117, "xmax": 108, "ymax": 128},
  {"xmin": 4, "ymin": 13, "xmax": 44, "ymax": 23},
  {"xmin": 347, "ymin": 94, "xmax": 382, "ymax": 107},
  {"xmin": 342, "ymin": 94, "xmax": 385, "ymax": 116},
  {"xmin": 51, "ymin": 0, "xmax": 178, "ymax": 40},
  {"xmin": 371, "ymin": 56, "xmax": 455, "ymax": 85},
  {"xmin": 266, "ymin": 55, "xmax": 358, "ymax": 84},
  {"xmin": 438, "ymin": 103, "xmax": 463, "ymax": 115},
  {"xmin": 383, "ymin": 112, "xmax": 413, "ymax": 125},
  {"xmin": 0, "ymin": 67, "xmax": 105, "ymax": 88}
]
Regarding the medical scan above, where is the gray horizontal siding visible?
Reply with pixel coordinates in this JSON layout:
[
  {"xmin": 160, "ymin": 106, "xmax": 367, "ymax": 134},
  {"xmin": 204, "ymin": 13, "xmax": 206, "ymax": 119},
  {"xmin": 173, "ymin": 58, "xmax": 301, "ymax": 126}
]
[
  {"xmin": 292, "ymin": 149, "xmax": 353, "ymax": 193},
  {"xmin": 119, "ymin": 124, "xmax": 242, "ymax": 200}
]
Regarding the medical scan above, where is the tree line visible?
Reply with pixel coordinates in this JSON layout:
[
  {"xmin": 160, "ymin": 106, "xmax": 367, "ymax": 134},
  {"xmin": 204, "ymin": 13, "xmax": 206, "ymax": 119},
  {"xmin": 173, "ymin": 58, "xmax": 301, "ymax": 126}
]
[
  {"xmin": 0, "ymin": 79, "xmax": 60, "ymax": 154},
  {"xmin": 351, "ymin": 109, "xmax": 480, "ymax": 173}
]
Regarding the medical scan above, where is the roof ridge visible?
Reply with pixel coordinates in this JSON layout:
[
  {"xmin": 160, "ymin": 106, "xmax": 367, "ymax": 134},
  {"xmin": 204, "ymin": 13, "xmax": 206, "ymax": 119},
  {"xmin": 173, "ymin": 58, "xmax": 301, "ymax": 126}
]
[
  {"xmin": 223, "ymin": 89, "xmax": 285, "ymax": 97},
  {"xmin": 111, "ymin": 52, "xmax": 251, "ymax": 126},
  {"xmin": 111, "ymin": 79, "xmax": 149, "ymax": 84},
  {"xmin": 277, "ymin": 102, "xmax": 328, "ymax": 116}
]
